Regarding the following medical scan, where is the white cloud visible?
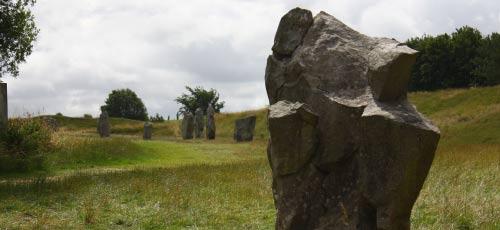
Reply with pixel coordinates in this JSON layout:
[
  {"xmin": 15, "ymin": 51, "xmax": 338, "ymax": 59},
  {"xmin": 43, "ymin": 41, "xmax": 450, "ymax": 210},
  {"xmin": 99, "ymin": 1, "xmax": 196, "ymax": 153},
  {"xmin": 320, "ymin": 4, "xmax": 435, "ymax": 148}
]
[{"xmin": 3, "ymin": 0, "xmax": 500, "ymax": 118}]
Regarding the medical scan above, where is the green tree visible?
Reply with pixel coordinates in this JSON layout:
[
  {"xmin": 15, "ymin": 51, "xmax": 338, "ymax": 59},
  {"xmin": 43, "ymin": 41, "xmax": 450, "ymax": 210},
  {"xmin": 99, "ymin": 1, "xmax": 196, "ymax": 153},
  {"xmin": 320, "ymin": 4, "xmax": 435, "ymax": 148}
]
[
  {"xmin": 174, "ymin": 86, "xmax": 224, "ymax": 115},
  {"xmin": 450, "ymin": 26, "xmax": 483, "ymax": 88},
  {"xmin": 407, "ymin": 34, "xmax": 454, "ymax": 91},
  {"xmin": 149, "ymin": 113, "xmax": 164, "ymax": 122},
  {"xmin": 406, "ymin": 26, "xmax": 499, "ymax": 91},
  {"xmin": 102, "ymin": 88, "xmax": 148, "ymax": 121},
  {"xmin": 473, "ymin": 33, "xmax": 500, "ymax": 86},
  {"xmin": 0, "ymin": 0, "xmax": 39, "ymax": 77}
]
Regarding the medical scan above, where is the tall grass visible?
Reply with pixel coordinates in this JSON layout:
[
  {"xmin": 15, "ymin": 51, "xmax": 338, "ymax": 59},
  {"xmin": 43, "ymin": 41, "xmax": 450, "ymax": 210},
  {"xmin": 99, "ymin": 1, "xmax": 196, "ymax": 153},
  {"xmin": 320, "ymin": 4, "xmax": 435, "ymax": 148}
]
[
  {"xmin": 0, "ymin": 117, "xmax": 52, "ymax": 172},
  {"xmin": 0, "ymin": 86, "xmax": 498, "ymax": 229},
  {"xmin": 48, "ymin": 133, "xmax": 145, "ymax": 170}
]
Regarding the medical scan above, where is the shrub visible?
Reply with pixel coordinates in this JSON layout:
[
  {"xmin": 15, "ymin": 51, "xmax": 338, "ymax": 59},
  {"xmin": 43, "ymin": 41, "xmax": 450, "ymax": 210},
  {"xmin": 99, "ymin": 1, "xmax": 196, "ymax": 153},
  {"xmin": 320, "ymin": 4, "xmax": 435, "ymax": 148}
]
[
  {"xmin": 149, "ymin": 113, "xmax": 164, "ymax": 122},
  {"xmin": 0, "ymin": 117, "xmax": 52, "ymax": 172},
  {"xmin": 83, "ymin": 114, "xmax": 92, "ymax": 119}
]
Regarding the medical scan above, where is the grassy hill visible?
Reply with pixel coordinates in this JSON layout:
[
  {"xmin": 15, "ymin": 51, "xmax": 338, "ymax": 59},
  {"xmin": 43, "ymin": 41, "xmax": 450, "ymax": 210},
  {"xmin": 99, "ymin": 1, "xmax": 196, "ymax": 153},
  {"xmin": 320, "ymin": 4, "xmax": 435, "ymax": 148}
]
[
  {"xmin": 1, "ymin": 85, "xmax": 498, "ymax": 229},
  {"xmin": 50, "ymin": 85, "xmax": 499, "ymax": 144}
]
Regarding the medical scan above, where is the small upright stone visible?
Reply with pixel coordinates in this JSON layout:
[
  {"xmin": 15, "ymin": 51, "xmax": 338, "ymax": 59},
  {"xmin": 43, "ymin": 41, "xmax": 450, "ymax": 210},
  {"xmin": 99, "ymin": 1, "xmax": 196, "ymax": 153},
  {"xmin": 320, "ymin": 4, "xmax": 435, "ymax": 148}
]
[
  {"xmin": 233, "ymin": 115, "xmax": 256, "ymax": 142},
  {"xmin": 0, "ymin": 82, "xmax": 7, "ymax": 131},
  {"xmin": 98, "ymin": 111, "xmax": 110, "ymax": 137},
  {"xmin": 143, "ymin": 122, "xmax": 153, "ymax": 140},
  {"xmin": 194, "ymin": 107, "xmax": 204, "ymax": 138},
  {"xmin": 181, "ymin": 112, "xmax": 194, "ymax": 139},
  {"xmin": 44, "ymin": 117, "xmax": 58, "ymax": 132},
  {"xmin": 206, "ymin": 105, "xmax": 216, "ymax": 140}
]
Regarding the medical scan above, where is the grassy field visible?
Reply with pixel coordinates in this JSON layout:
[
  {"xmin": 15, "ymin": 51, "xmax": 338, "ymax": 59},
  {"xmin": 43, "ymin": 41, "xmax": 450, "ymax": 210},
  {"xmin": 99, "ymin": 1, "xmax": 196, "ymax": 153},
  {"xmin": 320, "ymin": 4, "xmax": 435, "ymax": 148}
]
[{"xmin": 0, "ymin": 85, "xmax": 499, "ymax": 229}]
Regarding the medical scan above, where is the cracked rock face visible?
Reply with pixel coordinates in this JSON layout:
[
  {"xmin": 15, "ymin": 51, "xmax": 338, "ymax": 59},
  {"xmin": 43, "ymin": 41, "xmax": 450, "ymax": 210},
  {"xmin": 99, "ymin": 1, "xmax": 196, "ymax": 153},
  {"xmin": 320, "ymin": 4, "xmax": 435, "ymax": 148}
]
[
  {"xmin": 181, "ymin": 112, "xmax": 194, "ymax": 140},
  {"xmin": 266, "ymin": 8, "xmax": 440, "ymax": 230}
]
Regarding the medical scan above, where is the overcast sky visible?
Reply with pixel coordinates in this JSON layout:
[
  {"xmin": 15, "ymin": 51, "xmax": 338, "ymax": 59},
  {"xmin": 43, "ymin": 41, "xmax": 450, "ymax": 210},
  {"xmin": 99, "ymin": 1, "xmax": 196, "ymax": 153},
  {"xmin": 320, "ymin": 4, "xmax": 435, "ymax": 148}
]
[{"xmin": 4, "ymin": 0, "xmax": 500, "ymax": 118}]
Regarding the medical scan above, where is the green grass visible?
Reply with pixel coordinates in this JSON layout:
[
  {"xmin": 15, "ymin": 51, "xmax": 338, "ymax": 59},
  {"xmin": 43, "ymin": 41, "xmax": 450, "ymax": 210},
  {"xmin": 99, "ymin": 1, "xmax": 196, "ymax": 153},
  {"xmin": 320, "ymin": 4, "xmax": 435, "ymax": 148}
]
[
  {"xmin": 0, "ymin": 141, "xmax": 272, "ymax": 229},
  {"xmin": 0, "ymin": 85, "xmax": 499, "ymax": 229}
]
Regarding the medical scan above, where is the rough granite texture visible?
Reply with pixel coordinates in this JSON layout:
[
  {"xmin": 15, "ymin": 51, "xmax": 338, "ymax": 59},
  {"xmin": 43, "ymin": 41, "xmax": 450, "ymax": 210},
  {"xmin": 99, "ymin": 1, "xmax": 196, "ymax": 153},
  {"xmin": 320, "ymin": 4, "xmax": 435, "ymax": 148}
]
[
  {"xmin": 181, "ymin": 112, "xmax": 194, "ymax": 140},
  {"xmin": 206, "ymin": 105, "xmax": 216, "ymax": 139},
  {"xmin": 97, "ymin": 111, "xmax": 110, "ymax": 138},
  {"xmin": 266, "ymin": 8, "xmax": 440, "ymax": 230}
]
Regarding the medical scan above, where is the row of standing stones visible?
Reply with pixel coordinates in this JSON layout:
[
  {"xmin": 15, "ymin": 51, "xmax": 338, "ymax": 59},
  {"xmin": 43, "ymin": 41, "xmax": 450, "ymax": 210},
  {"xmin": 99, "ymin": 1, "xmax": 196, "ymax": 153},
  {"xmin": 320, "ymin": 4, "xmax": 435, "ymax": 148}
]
[
  {"xmin": 180, "ymin": 104, "xmax": 258, "ymax": 142},
  {"xmin": 265, "ymin": 8, "xmax": 440, "ymax": 230},
  {"xmin": 0, "ymin": 7, "xmax": 441, "ymax": 229}
]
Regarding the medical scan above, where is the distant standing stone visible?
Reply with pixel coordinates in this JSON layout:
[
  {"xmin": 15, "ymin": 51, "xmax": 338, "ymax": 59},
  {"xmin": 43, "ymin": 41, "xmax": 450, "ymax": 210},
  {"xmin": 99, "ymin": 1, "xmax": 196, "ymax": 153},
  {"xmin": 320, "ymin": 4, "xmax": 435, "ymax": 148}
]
[
  {"xmin": 143, "ymin": 122, "xmax": 153, "ymax": 140},
  {"xmin": 181, "ymin": 112, "xmax": 194, "ymax": 139},
  {"xmin": 98, "ymin": 111, "xmax": 110, "ymax": 137},
  {"xmin": 0, "ymin": 82, "xmax": 7, "ymax": 131},
  {"xmin": 194, "ymin": 107, "xmax": 204, "ymax": 138},
  {"xmin": 233, "ymin": 115, "xmax": 256, "ymax": 142},
  {"xmin": 206, "ymin": 105, "xmax": 216, "ymax": 139},
  {"xmin": 44, "ymin": 117, "xmax": 58, "ymax": 132}
]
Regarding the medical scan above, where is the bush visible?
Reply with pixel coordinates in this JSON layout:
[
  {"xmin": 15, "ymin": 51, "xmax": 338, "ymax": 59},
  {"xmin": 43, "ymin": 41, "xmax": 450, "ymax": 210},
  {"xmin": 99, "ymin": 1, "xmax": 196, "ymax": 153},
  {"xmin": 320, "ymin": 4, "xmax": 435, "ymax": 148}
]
[
  {"xmin": 83, "ymin": 114, "xmax": 92, "ymax": 119},
  {"xmin": 149, "ymin": 113, "xmax": 164, "ymax": 122},
  {"xmin": 0, "ymin": 117, "xmax": 52, "ymax": 172}
]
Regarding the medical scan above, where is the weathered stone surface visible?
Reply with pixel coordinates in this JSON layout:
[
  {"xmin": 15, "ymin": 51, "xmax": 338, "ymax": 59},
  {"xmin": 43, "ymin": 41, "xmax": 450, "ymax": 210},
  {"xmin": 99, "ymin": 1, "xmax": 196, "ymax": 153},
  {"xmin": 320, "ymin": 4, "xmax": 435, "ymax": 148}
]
[
  {"xmin": 194, "ymin": 108, "xmax": 204, "ymax": 138},
  {"xmin": 233, "ymin": 115, "xmax": 256, "ymax": 142},
  {"xmin": 272, "ymin": 7, "xmax": 313, "ymax": 58},
  {"xmin": 266, "ymin": 8, "xmax": 440, "ymax": 230},
  {"xmin": 143, "ymin": 123, "xmax": 153, "ymax": 140},
  {"xmin": 206, "ymin": 105, "xmax": 216, "ymax": 139},
  {"xmin": 268, "ymin": 101, "xmax": 318, "ymax": 175},
  {"xmin": 0, "ymin": 83, "xmax": 7, "ymax": 131},
  {"xmin": 44, "ymin": 117, "xmax": 58, "ymax": 132},
  {"xmin": 181, "ymin": 112, "xmax": 194, "ymax": 140},
  {"xmin": 98, "ymin": 111, "xmax": 110, "ymax": 138}
]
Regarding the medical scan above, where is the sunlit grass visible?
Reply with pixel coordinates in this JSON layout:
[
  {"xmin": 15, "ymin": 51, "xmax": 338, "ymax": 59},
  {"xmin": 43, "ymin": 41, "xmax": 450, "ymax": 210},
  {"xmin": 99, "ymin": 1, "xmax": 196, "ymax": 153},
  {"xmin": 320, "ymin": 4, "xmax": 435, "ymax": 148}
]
[{"xmin": 0, "ymin": 85, "xmax": 498, "ymax": 229}]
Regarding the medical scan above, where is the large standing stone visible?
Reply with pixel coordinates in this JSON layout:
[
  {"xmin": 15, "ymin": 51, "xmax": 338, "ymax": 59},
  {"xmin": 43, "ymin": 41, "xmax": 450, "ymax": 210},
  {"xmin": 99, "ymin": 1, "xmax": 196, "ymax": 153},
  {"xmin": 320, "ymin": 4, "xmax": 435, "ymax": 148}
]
[
  {"xmin": 143, "ymin": 122, "xmax": 153, "ymax": 140},
  {"xmin": 97, "ymin": 111, "xmax": 110, "ymax": 137},
  {"xmin": 194, "ymin": 107, "xmax": 204, "ymax": 138},
  {"xmin": 233, "ymin": 115, "xmax": 256, "ymax": 142},
  {"xmin": 206, "ymin": 105, "xmax": 216, "ymax": 140},
  {"xmin": 181, "ymin": 112, "xmax": 194, "ymax": 140},
  {"xmin": 266, "ymin": 8, "xmax": 440, "ymax": 230},
  {"xmin": 0, "ymin": 82, "xmax": 7, "ymax": 131}
]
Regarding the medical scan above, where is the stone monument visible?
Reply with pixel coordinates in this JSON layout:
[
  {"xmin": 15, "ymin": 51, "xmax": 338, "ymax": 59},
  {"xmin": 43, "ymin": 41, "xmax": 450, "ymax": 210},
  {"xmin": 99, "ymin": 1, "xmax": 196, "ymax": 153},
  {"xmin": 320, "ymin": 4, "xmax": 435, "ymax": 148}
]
[
  {"xmin": 0, "ymin": 82, "xmax": 7, "ymax": 130},
  {"xmin": 206, "ymin": 104, "xmax": 216, "ymax": 139},
  {"xmin": 181, "ymin": 111, "xmax": 194, "ymax": 139},
  {"xmin": 265, "ymin": 8, "xmax": 440, "ymax": 230},
  {"xmin": 97, "ymin": 111, "xmax": 110, "ymax": 137},
  {"xmin": 143, "ymin": 122, "xmax": 153, "ymax": 140},
  {"xmin": 233, "ymin": 115, "xmax": 256, "ymax": 142},
  {"xmin": 194, "ymin": 107, "xmax": 204, "ymax": 138}
]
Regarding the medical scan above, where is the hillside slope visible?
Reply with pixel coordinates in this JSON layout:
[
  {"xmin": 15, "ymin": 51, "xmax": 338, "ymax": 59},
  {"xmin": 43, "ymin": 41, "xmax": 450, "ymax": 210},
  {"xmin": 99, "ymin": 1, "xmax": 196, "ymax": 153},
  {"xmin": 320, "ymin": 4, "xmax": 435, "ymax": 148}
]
[{"xmin": 52, "ymin": 85, "xmax": 499, "ymax": 144}]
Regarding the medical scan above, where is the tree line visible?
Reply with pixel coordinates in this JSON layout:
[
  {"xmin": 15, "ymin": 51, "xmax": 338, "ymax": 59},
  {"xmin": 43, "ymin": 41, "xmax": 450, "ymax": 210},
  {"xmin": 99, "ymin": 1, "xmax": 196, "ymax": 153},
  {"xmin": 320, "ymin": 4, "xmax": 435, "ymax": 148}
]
[
  {"xmin": 101, "ymin": 87, "xmax": 224, "ymax": 121},
  {"xmin": 406, "ymin": 26, "xmax": 500, "ymax": 91}
]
